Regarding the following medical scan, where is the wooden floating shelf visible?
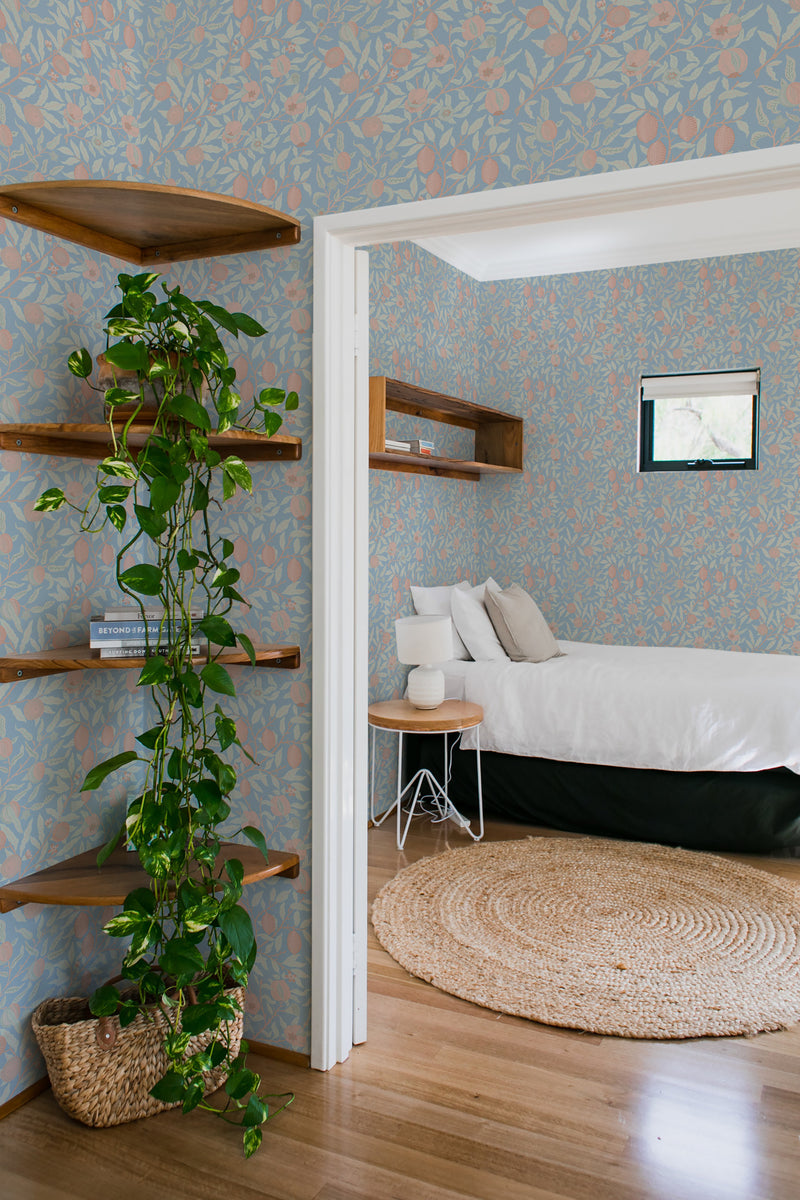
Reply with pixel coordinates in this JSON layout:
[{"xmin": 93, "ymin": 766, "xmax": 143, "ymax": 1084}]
[
  {"xmin": 369, "ymin": 450, "xmax": 522, "ymax": 482},
  {"xmin": 0, "ymin": 180, "xmax": 301, "ymax": 265},
  {"xmin": 369, "ymin": 376, "xmax": 523, "ymax": 482},
  {"xmin": 0, "ymin": 842, "xmax": 300, "ymax": 913},
  {"xmin": 0, "ymin": 643, "xmax": 300, "ymax": 682},
  {"xmin": 0, "ymin": 422, "xmax": 302, "ymax": 464},
  {"xmin": 373, "ymin": 377, "xmax": 524, "ymax": 428}
]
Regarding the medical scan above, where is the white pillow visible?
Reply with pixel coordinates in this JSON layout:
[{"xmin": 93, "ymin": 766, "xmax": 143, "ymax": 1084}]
[
  {"xmin": 410, "ymin": 581, "xmax": 471, "ymax": 660},
  {"xmin": 450, "ymin": 578, "xmax": 508, "ymax": 661},
  {"xmin": 464, "ymin": 577, "xmax": 500, "ymax": 603}
]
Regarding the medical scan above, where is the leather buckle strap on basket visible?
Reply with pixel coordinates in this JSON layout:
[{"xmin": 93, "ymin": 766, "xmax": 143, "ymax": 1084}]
[{"xmin": 31, "ymin": 977, "xmax": 245, "ymax": 1128}]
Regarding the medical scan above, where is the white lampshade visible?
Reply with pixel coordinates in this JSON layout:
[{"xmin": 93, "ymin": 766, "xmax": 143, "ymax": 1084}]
[
  {"xmin": 395, "ymin": 615, "xmax": 452, "ymax": 665},
  {"xmin": 395, "ymin": 615, "xmax": 452, "ymax": 709}
]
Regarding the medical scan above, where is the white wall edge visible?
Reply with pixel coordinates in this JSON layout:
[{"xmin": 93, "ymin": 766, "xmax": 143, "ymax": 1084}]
[
  {"xmin": 310, "ymin": 225, "xmax": 358, "ymax": 1070},
  {"xmin": 352, "ymin": 247, "xmax": 370, "ymax": 1047}
]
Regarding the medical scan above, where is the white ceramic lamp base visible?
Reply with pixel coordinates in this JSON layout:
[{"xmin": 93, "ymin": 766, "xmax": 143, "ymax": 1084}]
[{"xmin": 406, "ymin": 664, "xmax": 445, "ymax": 710}]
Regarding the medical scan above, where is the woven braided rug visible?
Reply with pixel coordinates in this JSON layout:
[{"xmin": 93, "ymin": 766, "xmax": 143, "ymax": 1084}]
[{"xmin": 371, "ymin": 836, "xmax": 800, "ymax": 1039}]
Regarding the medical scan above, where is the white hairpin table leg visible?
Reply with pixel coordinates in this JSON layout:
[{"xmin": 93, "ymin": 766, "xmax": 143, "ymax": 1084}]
[
  {"xmin": 369, "ymin": 723, "xmax": 399, "ymax": 827},
  {"xmin": 473, "ymin": 724, "xmax": 484, "ymax": 841},
  {"xmin": 367, "ymin": 700, "xmax": 484, "ymax": 847}
]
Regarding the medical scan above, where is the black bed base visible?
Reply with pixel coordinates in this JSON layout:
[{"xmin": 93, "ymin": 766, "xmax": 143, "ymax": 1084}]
[{"xmin": 405, "ymin": 734, "xmax": 800, "ymax": 854}]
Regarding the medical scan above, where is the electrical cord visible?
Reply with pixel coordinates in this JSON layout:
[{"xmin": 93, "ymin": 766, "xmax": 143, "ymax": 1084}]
[{"xmin": 404, "ymin": 731, "xmax": 462, "ymax": 823}]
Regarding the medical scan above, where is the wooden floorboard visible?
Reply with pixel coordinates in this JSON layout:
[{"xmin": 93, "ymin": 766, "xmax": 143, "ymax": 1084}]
[{"xmin": 2, "ymin": 817, "xmax": 800, "ymax": 1198}]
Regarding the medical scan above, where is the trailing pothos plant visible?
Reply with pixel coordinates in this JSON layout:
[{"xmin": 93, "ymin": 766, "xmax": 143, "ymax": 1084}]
[{"xmin": 35, "ymin": 271, "xmax": 299, "ymax": 1156}]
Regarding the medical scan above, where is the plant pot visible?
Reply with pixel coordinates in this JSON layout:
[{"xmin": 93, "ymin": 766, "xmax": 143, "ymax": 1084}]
[
  {"xmin": 96, "ymin": 352, "xmax": 210, "ymax": 411},
  {"xmin": 32, "ymin": 984, "xmax": 245, "ymax": 1128}
]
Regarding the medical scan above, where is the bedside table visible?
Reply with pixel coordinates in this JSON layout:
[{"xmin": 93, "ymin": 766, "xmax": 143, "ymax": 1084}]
[{"xmin": 367, "ymin": 698, "xmax": 484, "ymax": 849}]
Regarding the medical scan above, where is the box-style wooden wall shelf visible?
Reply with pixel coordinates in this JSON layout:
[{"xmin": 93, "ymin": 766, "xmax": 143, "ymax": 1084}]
[{"xmin": 369, "ymin": 376, "xmax": 523, "ymax": 482}]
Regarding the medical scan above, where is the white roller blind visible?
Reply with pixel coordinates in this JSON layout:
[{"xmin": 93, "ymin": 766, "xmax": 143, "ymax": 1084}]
[{"xmin": 641, "ymin": 370, "xmax": 759, "ymax": 401}]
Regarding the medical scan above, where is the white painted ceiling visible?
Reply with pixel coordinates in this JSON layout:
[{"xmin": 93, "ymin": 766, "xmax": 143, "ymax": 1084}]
[{"xmin": 412, "ymin": 182, "xmax": 800, "ymax": 282}]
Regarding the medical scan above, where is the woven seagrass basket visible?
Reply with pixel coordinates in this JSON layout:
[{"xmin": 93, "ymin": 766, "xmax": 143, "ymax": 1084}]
[{"xmin": 32, "ymin": 985, "xmax": 244, "ymax": 1128}]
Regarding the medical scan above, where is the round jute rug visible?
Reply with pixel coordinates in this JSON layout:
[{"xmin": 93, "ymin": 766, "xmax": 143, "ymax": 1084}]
[{"xmin": 371, "ymin": 836, "xmax": 800, "ymax": 1038}]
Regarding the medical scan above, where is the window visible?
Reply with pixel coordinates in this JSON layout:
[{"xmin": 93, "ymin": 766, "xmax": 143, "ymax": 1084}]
[{"xmin": 638, "ymin": 370, "xmax": 760, "ymax": 472}]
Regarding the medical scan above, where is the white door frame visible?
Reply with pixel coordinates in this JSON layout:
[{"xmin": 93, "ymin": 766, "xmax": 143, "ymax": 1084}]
[{"xmin": 309, "ymin": 143, "xmax": 800, "ymax": 1070}]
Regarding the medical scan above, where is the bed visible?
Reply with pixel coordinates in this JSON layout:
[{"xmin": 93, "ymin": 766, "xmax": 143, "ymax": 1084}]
[{"xmin": 405, "ymin": 640, "xmax": 800, "ymax": 853}]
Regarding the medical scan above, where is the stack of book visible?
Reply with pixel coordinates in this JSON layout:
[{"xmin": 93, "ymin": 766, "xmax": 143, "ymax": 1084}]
[
  {"xmin": 385, "ymin": 438, "xmax": 436, "ymax": 456},
  {"xmin": 90, "ymin": 605, "xmax": 207, "ymax": 659}
]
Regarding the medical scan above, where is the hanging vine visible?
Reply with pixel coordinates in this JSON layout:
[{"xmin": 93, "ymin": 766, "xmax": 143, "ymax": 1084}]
[{"xmin": 35, "ymin": 270, "xmax": 299, "ymax": 1156}]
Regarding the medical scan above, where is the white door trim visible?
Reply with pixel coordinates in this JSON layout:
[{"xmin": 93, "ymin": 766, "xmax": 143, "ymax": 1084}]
[
  {"xmin": 352, "ymin": 247, "xmax": 370, "ymax": 1047},
  {"xmin": 309, "ymin": 143, "xmax": 800, "ymax": 1070},
  {"xmin": 310, "ymin": 225, "xmax": 358, "ymax": 1069}
]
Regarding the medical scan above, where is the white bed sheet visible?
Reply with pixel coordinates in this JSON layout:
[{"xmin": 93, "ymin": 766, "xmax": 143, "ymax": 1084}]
[{"xmin": 442, "ymin": 640, "xmax": 800, "ymax": 775}]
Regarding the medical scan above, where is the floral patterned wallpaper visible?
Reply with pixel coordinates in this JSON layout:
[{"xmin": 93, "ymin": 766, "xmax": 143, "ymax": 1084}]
[
  {"xmin": 2, "ymin": 0, "xmax": 800, "ymax": 1103},
  {"xmin": 479, "ymin": 249, "xmax": 800, "ymax": 654},
  {"xmin": 369, "ymin": 237, "xmax": 800, "ymax": 809},
  {"xmin": 369, "ymin": 242, "xmax": 486, "ymax": 798}
]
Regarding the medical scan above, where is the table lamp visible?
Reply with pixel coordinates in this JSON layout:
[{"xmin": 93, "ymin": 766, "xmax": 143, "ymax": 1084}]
[{"xmin": 395, "ymin": 614, "xmax": 452, "ymax": 709}]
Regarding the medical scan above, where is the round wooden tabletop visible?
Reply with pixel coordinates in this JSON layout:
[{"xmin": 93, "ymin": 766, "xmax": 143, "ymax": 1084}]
[{"xmin": 367, "ymin": 698, "xmax": 483, "ymax": 733}]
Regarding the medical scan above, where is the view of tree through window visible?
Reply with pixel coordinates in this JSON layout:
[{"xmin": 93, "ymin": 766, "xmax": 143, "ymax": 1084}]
[
  {"xmin": 651, "ymin": 394, "xmax": 754, "ymax": 462},
  {"xmin": 639, "ymin": 370, "xmax": 759, "ymax": 472}
]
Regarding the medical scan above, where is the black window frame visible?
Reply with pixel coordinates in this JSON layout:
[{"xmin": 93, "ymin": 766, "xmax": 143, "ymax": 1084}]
[{"xmin": 638, "ymin": 369, "xmax": 760, "ymax": 473}]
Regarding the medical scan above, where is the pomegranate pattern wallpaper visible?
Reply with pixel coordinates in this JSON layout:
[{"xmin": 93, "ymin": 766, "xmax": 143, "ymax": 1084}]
[
  {"xmin": 2, "ymin": 0, "xmax": 800, "ymax": 1100},
  {"xmin": 369, "ymin": 235, "xmax": 800, "ymax": 805}
]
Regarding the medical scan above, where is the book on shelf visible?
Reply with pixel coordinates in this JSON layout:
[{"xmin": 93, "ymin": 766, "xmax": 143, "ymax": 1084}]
[
  {"xmin": 102, "ymin": 605, "xmax": 204, "ymax": 621},
  {"xmin": 384, "ymin": 438, "xmax": 436, "ymax": 455},
  {"xmin": 96, "ymin": 639, "xmax": 208, "ymax": 651},
  {"xmin": 90, "ymin": 618, "xmax": 205, "ymax": 644},
  {"xmin": 99, "ymin": 643, "xmax": 204, "ymax": 659}
]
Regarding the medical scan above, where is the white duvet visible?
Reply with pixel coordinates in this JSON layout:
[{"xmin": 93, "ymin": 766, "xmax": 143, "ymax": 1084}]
[{"xmin": 443, "ymin": 640, "xmax": 800, "ymax": 775}]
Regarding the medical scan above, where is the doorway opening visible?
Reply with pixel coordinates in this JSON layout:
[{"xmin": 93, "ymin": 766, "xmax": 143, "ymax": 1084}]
[{"xmin": 310, "ymin": 143, "xmax": 800, "ymax": 1070}]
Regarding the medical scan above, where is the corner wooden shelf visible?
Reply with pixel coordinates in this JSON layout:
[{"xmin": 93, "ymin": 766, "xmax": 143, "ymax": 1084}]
[
  {"xmin": 0, "ymin": 422, "xmax": 301, "ymax": 464},
  {"xmin": 0, "ymin": 180, "xmax": 300, "ymax": 264},
  {"xmin": 0, "ymin": 643, "xmax": 301, "ymax": 683},
  {"xmin": 369, "ymin": 376, "xmax": 523, "ymax": 482},
  {"xmin": 0, "ymin": 842, "xmax": 300, "ymax": 912}
]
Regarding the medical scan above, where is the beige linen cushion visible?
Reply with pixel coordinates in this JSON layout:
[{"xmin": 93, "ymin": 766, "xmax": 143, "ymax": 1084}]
[{"xmin": 484, "ymin": 584, "xmax": 563, "ymax": 663}]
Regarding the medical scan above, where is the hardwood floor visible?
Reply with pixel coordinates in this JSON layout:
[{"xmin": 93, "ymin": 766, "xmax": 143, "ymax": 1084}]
[{"xmin": 3, "ymin": 816, "xmax": 800, "ymax": 1199}]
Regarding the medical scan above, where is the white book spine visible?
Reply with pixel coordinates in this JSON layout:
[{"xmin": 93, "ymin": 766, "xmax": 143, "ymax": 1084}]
[
  {"xmin": 102, "ymin": 607, "xmax": 204, "ymax": 620},
  {"xmin": 99, "ymin": 644, "xmax": 203, "ymax": 659},
  {"xmin": 94, "ymin": 638, "xmax": 209, "ymax": 649}
]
